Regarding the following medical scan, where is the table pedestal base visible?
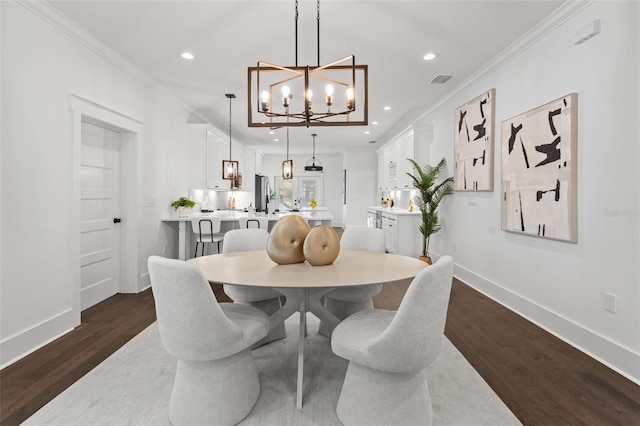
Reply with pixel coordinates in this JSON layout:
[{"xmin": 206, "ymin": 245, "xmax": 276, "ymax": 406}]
[{"xmin": 272, "ymin": 287, "xmax": 340, "ymax": 409}]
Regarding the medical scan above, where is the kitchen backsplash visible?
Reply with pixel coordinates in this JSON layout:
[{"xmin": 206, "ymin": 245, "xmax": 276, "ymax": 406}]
[
  {"xmin": 378, "ymin": 189, "xmax": 418, "ymax": 210},
  {"xmin": 189, "ymin": 189, "xmax": 253, "ymax": 211}
]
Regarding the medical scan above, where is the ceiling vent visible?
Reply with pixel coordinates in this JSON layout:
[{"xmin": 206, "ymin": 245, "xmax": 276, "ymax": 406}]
[
  {"xmin": 368, "ymin": 140, "xmax": 377, "ymax": 144},
  {"xmin": 430, "ymin": 74, "xmax": 454, "ymax": 84}
]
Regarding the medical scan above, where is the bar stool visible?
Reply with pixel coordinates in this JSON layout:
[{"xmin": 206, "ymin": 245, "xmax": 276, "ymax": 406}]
[
  {"xmin": 190, "ymin": 216, "xmax": 224, "ymax": 257},
  {"xmin": 238, "ymin": 216, "xmax": 269, "ymax": 230}
]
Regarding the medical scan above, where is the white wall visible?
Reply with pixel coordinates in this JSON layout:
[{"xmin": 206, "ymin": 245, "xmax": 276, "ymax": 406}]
[
  {"xmin": 390, "ymin": 1, "xmax": 639, "ymax": 383},
  {"xmin": 261, "ymin": 153, "xmax": 344, "ymax": 225},
  {"xmin": 0, "ymin": 1, "xmax": 209, "ymax": 366}
]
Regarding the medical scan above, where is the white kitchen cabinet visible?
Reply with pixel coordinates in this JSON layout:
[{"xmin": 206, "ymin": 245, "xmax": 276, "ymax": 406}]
[
  {"xmin": 377, "ymin": 209, "xmax": 422, "ymax": 257},
  {"xmin": 377, "ymin": 146, "xmax": 389, "ymax": 191},
  {"xmin": 387, "ymin": 142, "xmax": 399, "ymax": 190},
  {"xmin": 188, "ymin": 124, "xmax": 208, "ymax": 189},
  {"xmin": 206, "ymin": 132, "xmax": 228, "ymax": 190},
  {"xmin": 377, "ymin": 128, "xmax": 415, "ymax": 191},
  {"xmin": 191, "ymin": 125, "xmax": 245, "ymax": 191},
  {"xmin": 243, "ymin": 148, "xmax": 265, "ymax": 193},
  {"xmin": 255, "ymin": 150, "xmax": 264, "ymax": 175},
  {"xmin": 396, "ymin": 130, "xmax": 415, "ymax": 190},
  {"xmin": 382, "ymin": 213, "xmax": 398, "ymax": 254},
  {"xmin": 189, "ymin": 124, "xmax": 230, "ymax": 190}
]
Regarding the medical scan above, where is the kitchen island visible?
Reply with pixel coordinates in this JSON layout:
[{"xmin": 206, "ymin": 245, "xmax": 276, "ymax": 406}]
[{"xmin": 162, "ymin": 209, "xmax": 335, "ymax": 260}]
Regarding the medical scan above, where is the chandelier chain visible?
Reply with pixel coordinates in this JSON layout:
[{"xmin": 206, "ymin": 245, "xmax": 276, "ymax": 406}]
[
  {"xmin": 286, "ymin": 118, "xmax": 290, "ymax": 161},
  {"xmin": 228, "ymin": 95, "xmax": 232, "ymax": 160},
  {"xmin": 316, "ymin": 0, "xmax": 320, "ymax": 66},
  {"xmin": 294, "ymin": 0, "xmax": 298, "ymax": 67}
]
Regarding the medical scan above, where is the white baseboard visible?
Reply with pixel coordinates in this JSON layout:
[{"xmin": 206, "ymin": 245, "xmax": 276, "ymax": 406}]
[
  {"xmin": 138, "ymin": 272, "xmax": 150, "ymax": 293},
  {"xmin": 0, "ymin": 308, "xmax": 79, "ymax": 369},
  {"xmin": 444, "ymin": 257, "xmax": 640, "ymax": 385}
]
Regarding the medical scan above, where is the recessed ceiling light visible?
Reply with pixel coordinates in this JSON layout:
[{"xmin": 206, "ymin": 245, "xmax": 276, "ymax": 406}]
[
  {"xmin": 423, "ymin": 52, "xmax": 438, "ymax": 61},
  {"xmin": 181, "ymin": 52, "xmax": 194, "ymax": 60},
  {"xmin": 364, "ymin": 131, "xmax": 370, "ymax": 135},
  {"xmin": 269, "ymin": 131, "xmax": 275, "ymax": 135},
  {"xmin": 384, "ymin": 106, "xmax": 391, "ymax": 111},
  {"xmin": 274, "ymin": 138, "xmax": 280, "ymax": 142},
  {"xmin": 372, "ymin": 121, "xmax": 379, "ymax": 125}
]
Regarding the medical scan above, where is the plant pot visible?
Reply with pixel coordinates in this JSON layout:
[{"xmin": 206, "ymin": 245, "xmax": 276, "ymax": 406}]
[
  {"xmin": 419, "ymin": 255, "xmax": 432, "ymax": 265},
  {"xmin": 177, "ymin": 207, "xmax": 191, "ymax": 218}
]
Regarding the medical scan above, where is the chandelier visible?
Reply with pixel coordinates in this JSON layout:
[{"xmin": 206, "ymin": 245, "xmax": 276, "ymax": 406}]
[
  {"xmin": 248, "ymin": 0, "xmax": 368, "ymax": 128},
  {"xmin": 304, "ymin": 133, "xmax": 323, "ymax": 172},
  {"xmin": 222, "ymin": 93, "xmax": 239, "ymax": 180}
]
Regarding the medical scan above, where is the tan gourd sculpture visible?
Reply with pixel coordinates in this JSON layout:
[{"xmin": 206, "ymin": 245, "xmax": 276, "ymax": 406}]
[
  {"xmin": 303, "ymin": 225, "xmax": 340, "ymax": 266},
  {"xmin": 267, "ymin": 215, "xmax": 311, "ymax": 264}
]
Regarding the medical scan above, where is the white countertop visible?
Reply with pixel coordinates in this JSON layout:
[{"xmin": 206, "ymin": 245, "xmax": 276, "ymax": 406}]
[
  {"xmin": 367, "ymin": 206, "xmax": 420, "ymax": 216},
  {"xmin": 163, "ymin": 209, "xmax": 334, "ymax": 222}
]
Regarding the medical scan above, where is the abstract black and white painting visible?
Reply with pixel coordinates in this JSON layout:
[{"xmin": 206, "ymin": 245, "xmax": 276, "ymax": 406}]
[
  {"xmin": 501, "ymin": 93, "xmax": 578, "ymax": 242},
  {"xmin": 454, "ymin": 89, "xmax": 495, "ymax": 191}
]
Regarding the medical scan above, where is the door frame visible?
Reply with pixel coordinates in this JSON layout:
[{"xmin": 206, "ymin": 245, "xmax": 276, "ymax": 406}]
[{"xmin": 70, "ymin": 95, "xmax": 143, "ymax": 324}]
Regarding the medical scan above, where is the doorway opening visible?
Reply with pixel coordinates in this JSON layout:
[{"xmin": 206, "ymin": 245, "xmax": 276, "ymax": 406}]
[{"xmin": 71, "ymin": 96, "xmax": 143, "ymax": 324}]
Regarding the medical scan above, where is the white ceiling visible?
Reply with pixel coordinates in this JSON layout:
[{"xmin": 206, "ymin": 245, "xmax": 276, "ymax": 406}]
[{"xmin": 47, "ymin": 0, "xmax": 564, "ymax": 154}]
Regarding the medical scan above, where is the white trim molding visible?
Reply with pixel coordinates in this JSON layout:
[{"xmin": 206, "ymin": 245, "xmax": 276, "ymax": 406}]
[
  {"xmin": 0, "ymin": 309, "xmax": 75, "ymax": 369},
  {"xmin": 451, "ymin": 260, "xmax": 640, "ymax": 386}
]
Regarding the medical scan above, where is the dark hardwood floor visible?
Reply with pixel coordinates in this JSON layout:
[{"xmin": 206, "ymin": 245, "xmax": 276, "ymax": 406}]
[{"xmin": 2, "ymin": 278, "xmax": 639, "ymax": 425}]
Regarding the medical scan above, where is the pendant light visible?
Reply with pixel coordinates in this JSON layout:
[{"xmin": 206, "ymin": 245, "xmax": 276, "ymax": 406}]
[
  {"xmin": 222, "ymin": 93, "xmax": 239, "ymax": 180},
  {"xmin": 304, "ymin": 133, "xmax": 323, "ymax": 172},
  {"xmin": 282, "ymin": 126, "xmax": 293, "ymax": 179}
]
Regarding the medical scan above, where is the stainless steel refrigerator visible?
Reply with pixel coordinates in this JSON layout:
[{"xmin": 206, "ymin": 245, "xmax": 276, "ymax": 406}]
[{"xmin": 255, "ymin": 175, "xmax": 270, "ymax": 212}]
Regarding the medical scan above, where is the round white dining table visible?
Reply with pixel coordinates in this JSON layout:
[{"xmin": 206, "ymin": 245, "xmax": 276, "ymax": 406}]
[{"xmin": 188, "ymin": 249, "xmax": 427, "ymax": 408}]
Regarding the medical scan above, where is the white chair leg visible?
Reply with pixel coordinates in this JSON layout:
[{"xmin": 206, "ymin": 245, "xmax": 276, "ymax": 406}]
[
  {"xmin": 169, "ymin": 348, "xmax": 260, "ymax": 426},
  {"xmin": 336, "ymin": 362, "xmax": 432, "ymax": 426}
]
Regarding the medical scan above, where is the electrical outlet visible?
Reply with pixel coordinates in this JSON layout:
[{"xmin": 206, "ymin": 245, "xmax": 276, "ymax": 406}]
[
  {"xmin": 163, "ymin": 244, "xmax": 168, "ymax": 254},
  {"xmin": 468, "ymin": 198, "xmax": 477, "ymax": 206},
  {"xmin": 452, "ymin": 241, "xmax": 457, "ymax": 252},
  {"xmin": 604, "ymin": 292, "xmax": 617, "ymax": 313}
]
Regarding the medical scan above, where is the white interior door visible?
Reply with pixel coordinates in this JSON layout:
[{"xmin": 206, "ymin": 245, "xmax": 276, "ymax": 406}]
[{"xmin": 80, "ymin": 121, "xmax": 120, "ymax": 310}]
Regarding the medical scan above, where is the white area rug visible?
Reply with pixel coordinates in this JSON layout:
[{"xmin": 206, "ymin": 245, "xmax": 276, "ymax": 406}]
[{"xmin": 25, "ymin": 314, "xmax": 521, "ymax": 425}]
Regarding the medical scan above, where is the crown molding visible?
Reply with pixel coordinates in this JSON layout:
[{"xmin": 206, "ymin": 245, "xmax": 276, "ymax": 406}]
[
  {"xmin": 380, "ymin": 0, "xmax": 594, "ymax": 147},
  {"xmin": 18, "ymin": 0, "xmax": 158, "ymax": 89},
  {"xmin": 17, "ymin": 0, "xmax": 210, "ymax": 125}
]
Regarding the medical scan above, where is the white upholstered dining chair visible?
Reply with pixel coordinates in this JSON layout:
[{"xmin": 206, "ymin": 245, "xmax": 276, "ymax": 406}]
[
  {"xmin": 222, "ymin": 228, "xmax": 287, "ymax": 346},
  {"xmin": 331, "ymin": 255, "xmax": 454, "ymax": 426},
  {"xmin": 317, "ymin": 226, "xmax": 385, "ymax": 337},
  {"xmin": 148, "ymin": 255, "xmax": 269, "ymax": 425},
  {"xmin": 190, "ymin": 215, "xmax": 224, "ymax": 257}
]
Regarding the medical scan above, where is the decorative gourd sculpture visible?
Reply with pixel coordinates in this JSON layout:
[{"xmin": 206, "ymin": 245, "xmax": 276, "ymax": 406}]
[
  {"xmin": 267, "ymin": 215, "xmax": 311, "ymax": 265},
  {"xmin": 303, "ymin": 225, "xmax": 340, "ymax": 266}
]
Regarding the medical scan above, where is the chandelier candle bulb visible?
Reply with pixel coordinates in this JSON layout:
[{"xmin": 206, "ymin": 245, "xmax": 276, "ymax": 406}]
[
  {"xmin": 260, "ymin": 90, "xmax": 269, "ymax": 112},
  {"xmin": 325, "ymin": 84, "xmax": 334, "ymax": 110},
  {"xmin": 282, "ymin": 86, "xmax": 290, "ymax": 108},
  {"xmin": 346, "ymin": 87, "xmax": 354, "ymax": 110}
]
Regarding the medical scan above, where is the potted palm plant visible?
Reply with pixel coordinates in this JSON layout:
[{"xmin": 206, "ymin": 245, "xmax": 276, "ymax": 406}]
[
  {"xmin": 171, "ymin": 196, "xmax": 196, "ymax": 217},
  {"xmin": 406, "ymin": 158, "xmax": 453, "ymax": 264}
]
